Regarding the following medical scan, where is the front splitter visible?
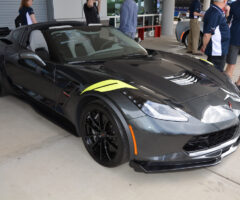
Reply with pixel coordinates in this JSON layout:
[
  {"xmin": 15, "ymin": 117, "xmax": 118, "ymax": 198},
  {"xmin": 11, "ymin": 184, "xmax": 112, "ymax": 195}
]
[{"xmin": 130, "ymin": 139, "xmax": 240, "ymax": 173}]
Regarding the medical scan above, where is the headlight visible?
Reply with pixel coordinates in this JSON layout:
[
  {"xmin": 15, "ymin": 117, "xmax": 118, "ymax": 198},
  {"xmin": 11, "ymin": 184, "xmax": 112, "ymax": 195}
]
[
  {"xmin": 142, "ymin": 101, "xmax": 188, "ymax": 122},
  {"xmin": 122, "ymin": 91, "xmax": 188, "ymax": 122}
]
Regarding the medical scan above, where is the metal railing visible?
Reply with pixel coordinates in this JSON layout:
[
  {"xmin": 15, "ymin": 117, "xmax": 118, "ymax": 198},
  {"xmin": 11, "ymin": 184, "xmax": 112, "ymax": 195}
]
[
  {"xmin": 59, "ymin": 14, "xmax": 162, "ymax": 34},
  {"xmin": 108, "ymin": 14, "xmax": 162, "ymax": 30}
]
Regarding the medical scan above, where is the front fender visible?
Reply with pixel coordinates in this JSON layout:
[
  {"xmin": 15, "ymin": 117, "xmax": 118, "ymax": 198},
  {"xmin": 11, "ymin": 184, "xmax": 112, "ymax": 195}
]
[{"xmin": 64, "ymin": 90, "xmax": 144, "ymax": 160}]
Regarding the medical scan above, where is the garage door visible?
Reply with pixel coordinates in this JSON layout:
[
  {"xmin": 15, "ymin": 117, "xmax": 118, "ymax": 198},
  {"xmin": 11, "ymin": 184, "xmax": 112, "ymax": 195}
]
[{"xmin": 0, "ymin": 0, "xmax": 49, "ymax": 29}]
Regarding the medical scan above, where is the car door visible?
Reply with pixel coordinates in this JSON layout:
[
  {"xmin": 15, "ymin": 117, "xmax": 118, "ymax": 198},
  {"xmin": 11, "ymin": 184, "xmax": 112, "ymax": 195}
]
[
  {"xmin": 4, "ymin": 28, "xmax": 59, "ymax": 108},
  {"xmin": 9, "ymin": 52, "xmax": 58, "ymax": 108}
]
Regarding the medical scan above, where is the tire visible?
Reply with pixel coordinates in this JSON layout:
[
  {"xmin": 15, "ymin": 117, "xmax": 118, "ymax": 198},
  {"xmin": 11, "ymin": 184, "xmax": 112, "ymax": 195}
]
[
  {"xmin": 79, "ymin": 100, "xmax": 129, "ymax": 167},
  {"xmin": 199, "ymin": 32, "xmax": 203, "ymax": 49},
  {"xmin": 183, "ymin": 31, "xmax": 203, "ymax": 50},
  {"xmin": 183, "ymin": 31, "xmax": 189, "ymax": 48}
]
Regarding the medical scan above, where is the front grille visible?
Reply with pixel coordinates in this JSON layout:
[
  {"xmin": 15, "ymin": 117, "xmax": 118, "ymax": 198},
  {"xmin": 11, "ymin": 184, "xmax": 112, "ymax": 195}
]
[{"xmin": 183, "ymin": 126, "xmax": 238, "ymax": 152}]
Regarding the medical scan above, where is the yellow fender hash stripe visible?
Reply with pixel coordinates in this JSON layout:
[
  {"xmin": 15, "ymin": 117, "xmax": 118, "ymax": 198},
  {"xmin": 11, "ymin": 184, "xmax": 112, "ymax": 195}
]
[
  {"xmin": 81, "ymin": 79, "xmax": 137, "ymax": 94},
  {"xmin": 200, "ymin": 58, "xmax": 214, "ymax": 66}
]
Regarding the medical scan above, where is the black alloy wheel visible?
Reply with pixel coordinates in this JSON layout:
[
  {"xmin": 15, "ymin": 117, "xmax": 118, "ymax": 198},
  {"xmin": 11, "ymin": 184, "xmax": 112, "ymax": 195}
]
[{"xmin": 80, "ymin": 100, "xmax": 129, "ymax": 167}]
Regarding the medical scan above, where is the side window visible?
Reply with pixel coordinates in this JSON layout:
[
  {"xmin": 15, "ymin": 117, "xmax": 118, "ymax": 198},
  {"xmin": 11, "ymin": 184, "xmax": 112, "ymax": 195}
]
[
  {"xmin": 12, "ymin": 31, "xmax": 20, "ymax": 41},
  {"xmin": 11, "ymin": 29, "xmax": 25, "ymax": 44}
]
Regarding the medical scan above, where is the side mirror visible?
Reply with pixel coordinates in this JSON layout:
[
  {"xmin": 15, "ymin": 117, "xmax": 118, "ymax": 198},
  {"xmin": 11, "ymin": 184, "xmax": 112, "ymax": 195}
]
[{"xmin": 19, "ymin": 52, "xmax": 46, "ymax": 67}]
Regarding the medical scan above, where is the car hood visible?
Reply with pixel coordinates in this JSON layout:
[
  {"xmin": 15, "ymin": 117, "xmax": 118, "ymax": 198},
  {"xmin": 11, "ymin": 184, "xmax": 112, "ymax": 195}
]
[
  {"xmin": 98, "ymin": 52, "xmax": 227, "ymax": 104},
  {"xmin": 64, "ymin": 51, "xmax": 234, "ymax": 104},
  {"xmin": 62, "ymin": 51, "xmax": 240, "ymax": 123},
  {"xmin": 100, "ymin": 52, "xmax": 240, "ymax": 125}
]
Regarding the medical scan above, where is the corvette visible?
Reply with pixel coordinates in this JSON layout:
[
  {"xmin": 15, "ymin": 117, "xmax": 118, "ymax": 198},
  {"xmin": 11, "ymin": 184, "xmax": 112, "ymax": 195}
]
[{"xmin": 0, "ymin": 21, "xmax": 240, "ymax": 173}]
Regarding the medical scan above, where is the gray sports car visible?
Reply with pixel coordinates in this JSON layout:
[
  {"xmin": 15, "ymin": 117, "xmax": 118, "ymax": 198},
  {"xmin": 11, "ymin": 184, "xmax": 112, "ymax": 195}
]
[
  {"xmin": 1, "ymin": 21, "xmax": 240, "ymax": 173},
  {"xmin": 176, "ymin": 19, "xmax": 203, "ymax": 48}
]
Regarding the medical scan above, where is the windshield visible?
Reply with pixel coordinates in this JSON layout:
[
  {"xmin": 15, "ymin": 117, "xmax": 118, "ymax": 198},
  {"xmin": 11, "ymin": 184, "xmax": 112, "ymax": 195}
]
[{"xmin": 47, "ymin": 26, "xmax": 147, "ymax": 63}]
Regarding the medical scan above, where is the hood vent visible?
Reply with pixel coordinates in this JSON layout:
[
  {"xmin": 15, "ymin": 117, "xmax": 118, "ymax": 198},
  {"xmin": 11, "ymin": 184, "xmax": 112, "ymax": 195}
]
[{"xmin": 164, "ymin": 72, "xmax": 200, "ymax": 86}]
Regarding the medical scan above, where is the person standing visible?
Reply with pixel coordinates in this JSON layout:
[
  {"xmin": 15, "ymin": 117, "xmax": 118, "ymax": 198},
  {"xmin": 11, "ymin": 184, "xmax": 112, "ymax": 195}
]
[
  {"xmin": 84, "ymin": 0, "xmax": 101, "ymax": 25},
  {"xmin": 225, "ymin": 0, "xmax": 240, "ymax": 87},
  {"xmin": 119, "ymin": 0, "xmax": 138, "ymax": 39},
  {"xmin": 187, "ymin": 0, "xmax": 204, "ymax": 55},
  {"xmin": 201, "ymin": 0, "xmax": 230, "ymax": 72},
  {"xmin": 18, "ymin": 0, "xmax": 37, "ymax": 26}
]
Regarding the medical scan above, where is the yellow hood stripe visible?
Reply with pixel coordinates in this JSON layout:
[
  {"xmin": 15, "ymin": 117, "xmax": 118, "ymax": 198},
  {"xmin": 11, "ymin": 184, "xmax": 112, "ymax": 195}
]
[
  {"xmin": 81, "ymin": 80, "xmax": 137, "ymax": 94},
  {"xmin": 200, "ymin": 58, "xmax": 214, "ymax": 66}
]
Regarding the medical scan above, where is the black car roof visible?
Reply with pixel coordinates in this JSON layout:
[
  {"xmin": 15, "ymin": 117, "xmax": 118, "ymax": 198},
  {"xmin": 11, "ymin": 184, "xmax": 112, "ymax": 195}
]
[
  {"xmin": 12, "ymin": 21, "xmax": 108, "ymax": 34},
  {"xmin": 9, "ymin": 21, "xmax": 88, "ymax": 47},
  {"xmin": 25, "ymin": 21, "xmax": 86, "ymax": 31}
]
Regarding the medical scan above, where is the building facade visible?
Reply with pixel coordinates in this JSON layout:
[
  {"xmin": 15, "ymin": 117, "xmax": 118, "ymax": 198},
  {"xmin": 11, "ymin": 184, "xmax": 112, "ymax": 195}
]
[
  {"xmin": 0, "ymin": 0, "xmax": 217, "ymax": 29},
  {"xmin": 0, "ymin": 0, "xmax": 162, "ymax": 28}
]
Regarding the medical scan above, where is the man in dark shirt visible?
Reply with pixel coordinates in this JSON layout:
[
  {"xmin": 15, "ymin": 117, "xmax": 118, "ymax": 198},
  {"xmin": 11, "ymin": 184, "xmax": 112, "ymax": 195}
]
[
  {"xmin": 225, "ymin": 0, "xmax": 240, "ymax": 87},
  {"xmin": 201, "ymin": 0, "xmax": 230, "ymax": 72},
  {"xmin": 187, "ymin": 0, "xmax": 204, "ymax": 55},
  {"xmin": 84, "ymin": 0, "xmax": 101, "ymax": 25}
]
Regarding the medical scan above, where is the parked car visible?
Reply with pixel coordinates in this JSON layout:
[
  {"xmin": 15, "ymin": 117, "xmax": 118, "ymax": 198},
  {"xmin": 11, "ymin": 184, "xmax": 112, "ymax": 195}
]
[
  {"xmin": 176, "ymin": 19, "xmax": 203, "ymax": 49},
  {"xmin": 0, "ymin": 21, "xmax": 240, "ymax": 173}
]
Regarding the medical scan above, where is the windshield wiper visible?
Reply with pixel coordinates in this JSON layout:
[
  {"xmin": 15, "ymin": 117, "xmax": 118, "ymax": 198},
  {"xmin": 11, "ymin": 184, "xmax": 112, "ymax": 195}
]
[
  {"xmin": 68, "ymin": 60, "xmax": 103, "ymax": 65},
  {"xmin": 68, "ymin": 54, "xmax": 147, "ymax": 65},
  {"xmin": 122, "ymin": 53, "xmax": 148, "ymax": 58}
]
